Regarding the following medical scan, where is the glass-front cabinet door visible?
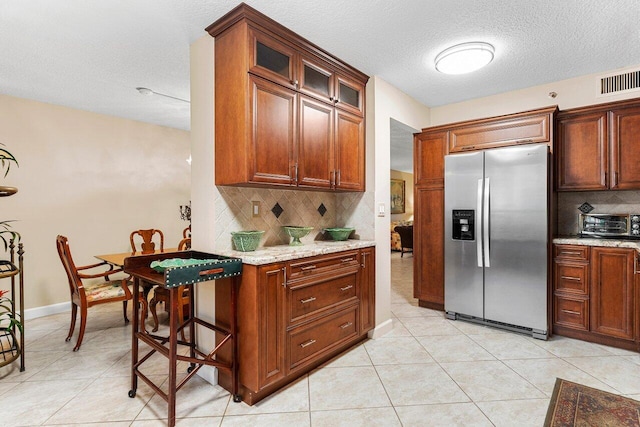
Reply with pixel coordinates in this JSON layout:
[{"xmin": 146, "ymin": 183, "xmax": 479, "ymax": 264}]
[
  {"xmin": 335, "ymin": 74, "xmax": 364, "ymax": 116},
  {"xmin": 249, "ymin": 27, "xmax": 297, "ymax": 90},
  {"xmin": 298, "ymin": 56, "xmax": 334, "ymax": 104}
]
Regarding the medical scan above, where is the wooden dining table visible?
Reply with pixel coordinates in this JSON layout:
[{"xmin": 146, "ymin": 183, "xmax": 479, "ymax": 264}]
[{"xmin": 95, "ymin": 248, "xmax": 179, "ymax": 268}]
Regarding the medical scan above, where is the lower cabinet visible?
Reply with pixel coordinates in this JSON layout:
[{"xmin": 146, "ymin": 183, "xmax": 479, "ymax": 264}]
[
  {"xmin": 216, "ymin": 247, "xmax": 375, "ymax": 405},
  {"xmin": 553, "ymin": 244, "xmax": 639, "ymax": 351}
]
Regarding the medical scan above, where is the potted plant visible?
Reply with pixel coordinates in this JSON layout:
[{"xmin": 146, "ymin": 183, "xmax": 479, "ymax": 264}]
[{"xmin": 0, "ymin": 143, "xmax": 22, "ymax": 367}]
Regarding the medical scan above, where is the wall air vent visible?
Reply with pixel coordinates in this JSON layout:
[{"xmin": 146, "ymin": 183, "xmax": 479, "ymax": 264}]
[{"xmin": 597, "ymin": 68, "xmax": 640, "ymax": 97}]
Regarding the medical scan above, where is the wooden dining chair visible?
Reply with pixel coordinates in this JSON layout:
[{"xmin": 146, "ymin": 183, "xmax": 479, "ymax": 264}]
[
  {"xmin": 56, "ymin": 235, "xmax": 133, "ymax": 351},
  {"xmin": 130, "ymin": 229, "xmax": 164, "ymax": 254},
  {"xmin": 182, "ymin": 225, "xmax": 191, "ymax": 239},
  {"xmin": 149, "ymin": 237, "xmax": 192, "ymax": 336}
]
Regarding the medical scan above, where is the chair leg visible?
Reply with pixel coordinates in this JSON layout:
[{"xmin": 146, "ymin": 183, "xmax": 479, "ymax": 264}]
[
  {"xmin": 65, "ymin": 303, "xmax": 77, "ymax": 342},
  {"xmin": 149, "ymin": 296, "xmax": 160, "ymax": 332},
  {"xmin": 138, "ymin": 295, "xmax": 148, "ymax": 333},
  {"xmin": 401, "ymin": 248, "xmax": 404, "ymax": 258},
  {"xmin": 74, "ymin": 305, "xmax": 88, "ymax": 351},
  {"xmin": 123, "ymin": 300, "xmax": 130, "ymax": 323}
]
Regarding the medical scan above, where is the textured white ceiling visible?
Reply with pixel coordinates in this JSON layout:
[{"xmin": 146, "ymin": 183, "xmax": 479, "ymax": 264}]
[{"xmin": 2, "ymin": 0, "xmax": 640, "ymax": 133}]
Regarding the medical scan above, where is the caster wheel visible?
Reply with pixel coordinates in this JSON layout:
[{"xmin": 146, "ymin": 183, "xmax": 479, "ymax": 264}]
[
  {"xmin": 128, "ymin": 390, "xmax": 136, "ymax": 398},
  {"xmin": 233, "ymin": 394, "xmax": 242, "ymax": 403},
  {"xmin": 187, "ymin": 366, "xmax": 194, "ymax": 373}
]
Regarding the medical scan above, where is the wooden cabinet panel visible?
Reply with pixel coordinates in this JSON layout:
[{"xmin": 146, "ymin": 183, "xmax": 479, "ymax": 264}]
[
  {"xmin": 556, "ymin": 111, "xmax": 608, "ymax": 191},
  {"xmin": 257, "ymin": 264, "xmax": 287, "ymax": 389},
  {"xmin": 554, "ymin": 296, "xmax": 589, "ymax": 330},
  {"xmin": 610, "ymin": 107, "xmax": 640, "ymax": 189},
  {"xmin": 249, "ymin": 76, "xmax": 296, "ymax": 185},
  {"xmin": 335, "ymin": 109, "xmax": 365, "ymax": 191},
  {"xmin": 297, "ymin": 95, "xmax": 333, "ymax": 189},
  {"xmin": 449, "ymin": 109, "xmax": 553, "ymax": 153},
  {"xmin": 414, "ymin": 187, "xmax": 444, "ymax": 308},
  {"xmin": 414, "ymin": 130, "xmax": 447, "ymax": 187},
  {"xmin": 288, "ymin": 250, "xmax": 359, "ymax": 279},
  {"xmin": 590, "ymin": 247, "xmax": 635, "ymax": 340},
  {"xmin": 360, "ymin": 247, "xmax": 375, "ymax": 333},
  {"xmin": 336, "ymin": 74, "xmax": 364, "ymax": 116},
  {"xmin": 248, "ymin": 26, "xmax": 297, "ymax": 90}
]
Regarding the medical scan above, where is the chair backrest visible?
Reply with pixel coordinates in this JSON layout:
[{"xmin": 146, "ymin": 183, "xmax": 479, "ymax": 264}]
[
  {"xmin": 178, "ymin": 237, "xmax": 191, "ymax": 251},
  {"xmin": 56, "ymin": 235, "xmax": 81, "ymax": 296},
  {"xmin": 130, "ymin": 229, "xmax": 164, "ymax": 254},
  {"xmin": 394, "ymin": 225, "xmax": 414, "ymax": 248},
  {"xmin": 183, "ymin": 225, "xmax": 191, "ymax": 239}
]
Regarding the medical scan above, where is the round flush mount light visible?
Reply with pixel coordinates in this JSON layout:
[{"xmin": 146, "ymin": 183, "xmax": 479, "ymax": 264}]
[{"xmin": 434, "ymin": 42, "xmax": 495, "ymax": 75}]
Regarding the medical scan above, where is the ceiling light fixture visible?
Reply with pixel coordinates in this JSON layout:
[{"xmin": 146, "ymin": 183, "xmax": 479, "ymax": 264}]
[
  {"xmin": 434, "ymin": 42, "xmax": 495, "ymax": 75},
  {"xmin": 135, "ymin": 87, "xmax": 190, "ymax": 103}
]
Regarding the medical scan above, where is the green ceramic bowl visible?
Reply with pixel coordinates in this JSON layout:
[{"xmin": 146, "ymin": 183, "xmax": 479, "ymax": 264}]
[
  {"xmin": 283, "ymin": 226, "xmax": 313, "ymax": 246},
  {"xmin": 231, "ymin": 230, "xmax": 265, "ymax": 252},
  {"xmin": 324, "ymin": 227, "xmax": 355, "ymax": 241}
]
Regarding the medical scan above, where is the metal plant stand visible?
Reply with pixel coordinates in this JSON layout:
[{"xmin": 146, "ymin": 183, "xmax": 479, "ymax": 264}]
[{"xmin": 0, "ymin": 240, "xmax": 25, "ymax": 371}]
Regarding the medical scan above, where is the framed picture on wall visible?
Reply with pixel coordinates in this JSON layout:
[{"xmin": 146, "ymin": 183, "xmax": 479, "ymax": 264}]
[{"xmin": 390, "ymin": 179, "xmax": 405, "ymax": 214}]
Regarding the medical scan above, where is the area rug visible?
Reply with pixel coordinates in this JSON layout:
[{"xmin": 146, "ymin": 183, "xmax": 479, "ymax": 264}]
[{"xmin": 544, "ymin": 378, "xmax": 640, "ymax": 426}]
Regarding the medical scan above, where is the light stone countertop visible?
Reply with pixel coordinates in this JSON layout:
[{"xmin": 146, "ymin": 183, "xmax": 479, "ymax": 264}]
[
  {"xmin": 215, "ymin": 240, "xmax": 376, "ymax": 265},
  {"xmin": 553, "ymin": 236, "xmax": 640, "ymax": 254}
]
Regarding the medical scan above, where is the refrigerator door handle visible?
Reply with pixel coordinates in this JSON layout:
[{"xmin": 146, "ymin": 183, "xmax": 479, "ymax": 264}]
[
  {"xmin": 477, "ymin": 178, "xmax": 483, "ymax": 268},
  {"xmin": 483, "ymin": 177, "xmax": 491, "ymax": 267}
]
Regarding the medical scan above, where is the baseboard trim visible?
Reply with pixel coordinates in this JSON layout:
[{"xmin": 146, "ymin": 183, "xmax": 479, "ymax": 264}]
[
  {"xmin": 24, "ymin": 302, "xmax": 70, "ymax": 320},
  {"xmin": 368, "ymin": 318, "xmax": 393, "ymax": 339}
]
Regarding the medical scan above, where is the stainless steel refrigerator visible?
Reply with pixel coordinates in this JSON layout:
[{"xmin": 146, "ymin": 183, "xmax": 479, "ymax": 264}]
[{"xmin": 444, "ymin": 144, "xmax": 548, "ymax": 339}]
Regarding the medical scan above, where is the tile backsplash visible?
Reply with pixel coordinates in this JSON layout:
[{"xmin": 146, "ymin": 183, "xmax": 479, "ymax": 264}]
[
  {"xmin": 557, "ymin": 190, "xmax": 640, "ymax": 235},
  {"xmin": 214, "ymin": 186, "xmax": 375, "ymax": 250}
]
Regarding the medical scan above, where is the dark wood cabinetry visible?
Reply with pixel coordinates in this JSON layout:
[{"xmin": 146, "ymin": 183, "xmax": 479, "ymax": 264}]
[
  {"xmin": 448, "ymin": 107, "xmax": 555, "ymax": 153},
  {"xmin": 413, "ymin": 130, "xmax": 446, "ymax": 309},
  {"xmin": 556, "ymin": 100, "xmax": 640, "ymax": 191},
  {"xmin": 207, "ymin": 4, "xmax": 368, "ymax": 191},
  {"xmin": 216, "ymin": 247, "xmax": 375, "ymax": 405},
  {"xmin": 553, "ymin": 244, "xmax": 639, "ymax": 351}
]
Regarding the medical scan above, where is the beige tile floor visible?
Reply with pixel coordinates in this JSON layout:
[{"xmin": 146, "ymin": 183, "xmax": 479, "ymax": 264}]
[{"xmin": 2, "ymin": 252, "xmax": 640, "ymax": 426}]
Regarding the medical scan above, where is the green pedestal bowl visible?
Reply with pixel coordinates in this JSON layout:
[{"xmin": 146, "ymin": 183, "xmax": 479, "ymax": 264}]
[
  {"xmin": 324, "ymin": 227, "xmax": 355, "ymax": 241},
  {"xmin": 283, "ymin": 226, "xmax": 313, "ymax": 246}
]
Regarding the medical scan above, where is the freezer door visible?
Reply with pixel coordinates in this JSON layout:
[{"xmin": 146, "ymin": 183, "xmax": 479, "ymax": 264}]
[
  {"xmin": 483, "ymin": 144, "xmax": 548, "ymax": 332},
  {"xmin": 444, "ymin": 151, "xmax": 484, "ymax": 319}
]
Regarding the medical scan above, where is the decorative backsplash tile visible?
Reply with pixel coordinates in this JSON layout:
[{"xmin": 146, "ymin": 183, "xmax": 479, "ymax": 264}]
[
  {"xmin": 317, "ymin": 203, "xmax": 327, "ymax": 217},
  {"xmin": 557, "ymin": 190, "xmax": 640, "ymax": 235}
]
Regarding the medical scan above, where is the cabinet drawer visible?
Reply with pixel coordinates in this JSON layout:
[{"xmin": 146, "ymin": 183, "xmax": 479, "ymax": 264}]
[
  {"xmin": 554, "ymin": 262, "xmax": 589, "ymax": 295},
  {"xmin": 289, "ymin": 271, "xmax": 358, "ymax": 324},
  {"xmin": 288, "ymin": 251, "xmax": 359, "ymax": 280},
  {"xmin": 554, "ymin": 296, "xmax": 589, "ymax": 330},
  {"xmin": 554, "ymin": 244, "xmax": 590, "ymax": 261},
  {"xmin": 288, "ymin": 306, "xmax": 359, "ymax": 371}
]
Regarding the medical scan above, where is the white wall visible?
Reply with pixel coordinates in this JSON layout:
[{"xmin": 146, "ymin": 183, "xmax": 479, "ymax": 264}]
[
  {"xmin": 430, "ymin": 64, "xmax": 640, "ymax": 125},
  {"xmin": 0, "ymin": 94, "xmax": 190, "ymax": 315},
  {"xmin": 368, "ymin": 76, "xmax": 430, "ymax": 337}
]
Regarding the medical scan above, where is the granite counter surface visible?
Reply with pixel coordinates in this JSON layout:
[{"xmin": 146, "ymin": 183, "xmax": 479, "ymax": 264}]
[
  {"xmin": 215, "ymin": 240, "xmax": 376, "ymax": 265},
  {"xmin": 553, "ymin": 236, "xmax": 640, "ymax": 253}
]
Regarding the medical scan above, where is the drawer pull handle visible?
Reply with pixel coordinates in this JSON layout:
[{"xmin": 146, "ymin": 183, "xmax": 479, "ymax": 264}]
[
  {"xmin": 340, "ymin": 322, "xmax": 353, "ymax": 329},
  {"xmin": 301, "ymin": 265, "xmax": 316, "ymax": 271},
  {"xmin": 340, "ymin": 285, "xmax": 353, "ymax": 291},
  {"xmin": 341, "ymin": 258, "xmax": 355, "ymax": 263},
  {"xmin": 560, "ymin": 275, "xmax": 581, "ymax": 281},
  {"xmin": 300, "ymin": 339, "xmax": 316, "ymax": 348},
  {"xmin": 300, "ymin": 296, "xmax": 316, "ymax": 304},
  {"xmin": 560, "ymin": 251, "xmax": 581, "ymax": 256},
  {"xmin": 561, "ymin": 309, "xmax": 581, "ymax": 316},
  {"xmin": 199, "ymin": 268, "xmax": 224, "ymax": 276}
]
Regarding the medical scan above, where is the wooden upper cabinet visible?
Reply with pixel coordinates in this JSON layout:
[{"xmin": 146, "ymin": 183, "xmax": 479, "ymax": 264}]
[
  {"xmin": 556, "ymin": 111, "xmax": 608, "ymax": 191},
  {"xmin": 448, "ymin": 107, "xmax": 556, "ymax": 153},
  {"xmin": 207, "ymin": 3, "xmax": 368, "ymax": 191},
  {"xmin": 556, "ymin": 99, "xmax": 640, "ymax": 191},
  {"xmin": 610, "ymin": 106, "xmax": 640, "ymax": 190},
  {"xmin": 414, "ymin": 130, "xmax": 447, "ymax": 187}
]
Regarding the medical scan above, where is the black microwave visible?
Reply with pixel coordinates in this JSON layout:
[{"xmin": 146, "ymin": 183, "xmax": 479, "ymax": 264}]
[{"xmin": 579, "ymin": 213, "xmax": 640, "ymax": 239}]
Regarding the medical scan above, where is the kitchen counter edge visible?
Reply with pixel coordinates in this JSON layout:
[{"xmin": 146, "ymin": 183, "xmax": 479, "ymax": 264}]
[
  {"xmin": 215, "ymin": 240, "xmax": 376, "ymax": 265},
  {"xmin": 553, "ymin": 236, "xmax": 640, "ymax": 254}
]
